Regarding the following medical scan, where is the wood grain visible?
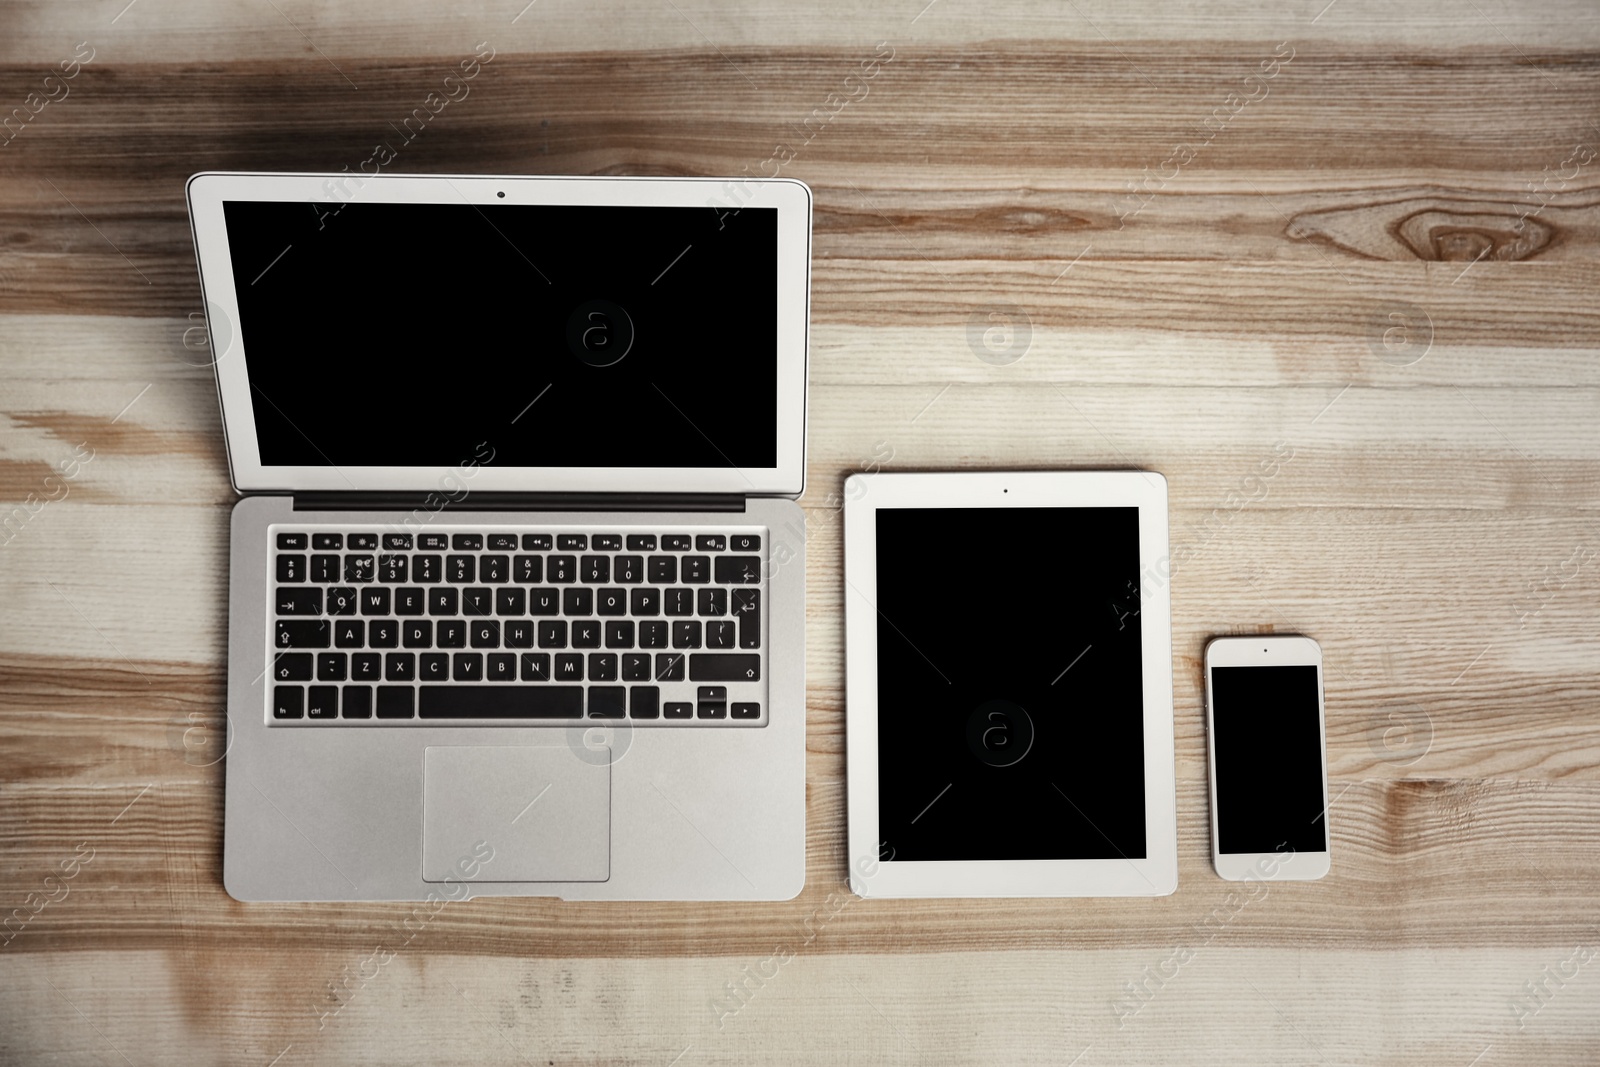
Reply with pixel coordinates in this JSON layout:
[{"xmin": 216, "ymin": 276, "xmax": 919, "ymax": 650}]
[{"xmin": 2, "ymin": 1, "xmax": 1599, "ymax": 1062}]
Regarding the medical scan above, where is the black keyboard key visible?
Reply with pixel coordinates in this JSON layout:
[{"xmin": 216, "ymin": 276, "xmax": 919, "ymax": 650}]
[
  {"xmin": 706, "ymin": 621, "xmax": 736, "ymax": 649},
  {"xmin": 277, "ymin": 554, "xmax": 306, "ymax": 582},
  {"xmin": 446, "ymin": 555, "xmax": 475, "ymax": 583},
  {"xmin": 385, "ymin": 652, "xmax": 415, "ymax": 681},
  {"xmin": 413, "ymin": 555, "xmax": 441, "ymax": 583},
  {"xmin": 452, "ymin": 534, "xmax": 483, "ymax": 550},
  {"xmin": 605, "ymin": 621, "xmax": 634, "ymax": 648},
  {"xmin": 514, "ymin": 555, "xmax": 542, "ymax": 583},
  {"xmin": 626, "ymin": 535, "xmax": 656, "ymax": 551},
  {"xmin": 690, "ymin": 653, "xmax": 761, "ymax": 682},
  {"xmin": 418, "ymin": 533, "xmax": 448, "ymax": 551},
  {"xmin": 361, "ymin": 588, "xmax": 390, "ymax": 615},
  {"xmin": 639, "ymin": 621, "xmax": 668, "ymax": 649},
  {"xmin": 522, "ymin": 533, "xmax": 553, "ymax": 550},
  {"xmin": 672, "ymin": 621, "xmax": 702, "ymax": 649},
  {"xmin": 589, "ymin": 653, "xmax": 618, "ymax": 681},
  {"xmin": 418, "ymin": 685, "xmax": 583, "ymax": 719},
  {"xmin": 327, "ymin": 587, "xmax": 358, "ymax": 616},
  {"xmin": 395, "ymin": 587, "xmax": 425, "ymax": 616},
  {"xmin": 383, "ymin": 533, "xmax": 413, "ymax": 550},
  {"xmin": 369, "ymin": 620, "xmax": 399, "ymax": 648},
  {"xmin": 733, "ymin": 589, "xmax": 761, "ymax": 648},
  {"xmin": 310, "ymin": 554, "xmax": 340, "ymax": 582},
  {"xmin": 273, "ymin": 685, "xmax": 304, "ymax": 719},
  {"xmin": 488, "ymin": 533, "xmax": 518, "ymax": 551},
  {"xmin": 436, "ymin": 620, "xmax": 466, "ymax": 648},
  {"xmin": 588, "ymin": 685, "xmax": 625, "ymax": 717},
  {"xmin": 663, "ymin": 701, "xmax": 693, "ymax": 719},
  {"xmin": 630, "ymin": 588, "xmax": 660, "ymax": 616},
  {"xmin": 648, "ymin": 556, "xmax": 677, "ymax": 584},
  {"xmin": 622, "ymin": 653, "xmax": 651, "ymax": 681},
  {"xmin": 453, "ymin": 653, "xmax": 483, "ymax": 681},
  {"xmin": 520, "ymin": 653, "xmax": 550, "ymax": 681},
  {"xmin": 496, "ymin": 588, "xmax": 525, "ymax": 615},
  {"xmin": 572, "ymin": 621, "xmax": 601, "ymax": 648},
  {"xmin": 682, "ymin": 556, "xmax": 710, "ymax": 583},
  {"xmin": 715, "ymin": 556, "xmax": 763, "ymax": 585},
  {"xmin": 378, "ymin": 554, "xmax": 408, "ymax": 583},
  {"xmin": 376, "ymin": 686, "xmax": 414, "ymax": 719},
  {"xmin": 505, "ymin": 620, "xmax": 534, "ymax": 648},
  {"xmin": 666, "ymin": 589, "xmax": 694, "ymax": 616},
  {"xmin": 614, "ymin": 555, "xmax": 643, "ymax": 583},
  {"xmin": 698, "ymin": 700, "xmax": 726, "ymax": 720},
  {"xmin": 548, "ymin": 555, "xmax": 576, "ymax": 583},
  {"xmin": 481, "ymin": 555, "xmax": 509, "ymax": 583},
  {"xmin": 698, "ymin": 686, "xmax": 728, "ymax": 701},
  {"xmin": 655, "ymin": 652, "xmax": 686, "ymax": 682},
  {"xmin": 555, "ymin": 653, "xmax": 584, "ymax": 681},
  {"xmin": 486, "ymin": 653, "xmax": 516, "ymax": 681},
  {"xmin": 277, "ymin": 533, "xmax": 308, "ymax": 550},
  {"xmin": 276, "ymin": 588, "xmax": 322, "ymax": 615},
  {"xmin": 334, "ymin": 620, "xmax": 364, "ymax": 648},
  {"xmin": 629, "ymin": 685, "xmax": 660, "ymax": 719},
  {"xmin": 730, "ymin": 534, "xmax": 761, "ymax": 552},
  {"xmin": 428, "ymin": 588, "xmax": 458, "ymax": 616},
  {"xmin": 275, "ymin": 620, "xmax": 329, "ymax": 649},
  {"xmin": 698, "ymin": 588, "xmax": 727, "ymax": 616},
  {"xmin": 471, "ymin": 620, "xmax": 500, "ymax": 648},
  {"xmin": 313, "ymin": 533, "xmax": 343, "ymax": 550},
  {"xmin": 538, "ymin": 621, "xmax": 567, "ymax": 648},
  {"xmin": 530, "ymin": 588, "xmax": 559, "ymax": 615},
  {"xmin": 419, "ymin": 653, "xmax": 449, "ymax": 681},
  {"xmin": 696, "ymin": 534, "xmax": 726, "ymax": 551},
  {"xmin": 557, "ymin": 534, "xmax": 587, "ymax": 551},
  {"xmin": 462, "ymin": 588, "xmax": 493, "ymax": 616},
  {"xmin": 272, "ymin": 653, "xmax": 313, "ymax": 682},
  {"xmin": 302, "ymin": 688, "xmax": 338, "ymax": 723},
  {"xmin": 732, "ymin": 702, "xmax": 761, "ymax": 720},
  {"xmin": 403, "ymin": 620, "xmax": 432, "ymax": 648},
  {"xmin": 351, "ymin": 653, "xmax": 381, "ymax": 681},
  {"xmin": 349, "ymin": 534, "xmax": 378, "ymax": 550},
  {"xmin": 596, "ymin": 589, "xmax": 626, "ymax": 616},
  {"xmin": 662, "ymin": 534, "xmax": 692, "ymax": 551},
  {"xmin": 563, "ymin": 588, "xmax": 593, "ymax": 616},
  {"xmin": 342, "ymin": 685, "xmax": 372, "ymax": 718},
  {"xmin": 344, "ymin": 555, "xmax": 375, "ymax": 582},
  {"xmin": 581, "ymin": 555, "xmax": 610, "ymax": 583},
  {"xmin": 593, "ymin": 534, "xmax": 623, "ymax": 550},
  {"xmin": 317, "ymin": 652, "xmax": 347, "ymax": 681}
]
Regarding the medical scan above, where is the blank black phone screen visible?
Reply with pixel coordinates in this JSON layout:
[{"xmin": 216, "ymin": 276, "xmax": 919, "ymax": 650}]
[{"xmin": 1209, "ymin": 664, "xmax": 1327, "ymax": 855}]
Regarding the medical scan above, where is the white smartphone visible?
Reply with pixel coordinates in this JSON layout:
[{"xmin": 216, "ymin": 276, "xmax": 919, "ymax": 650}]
[{"xmin": 1204, "ymin": 635, "xmax": 1331, "ymax": 881}]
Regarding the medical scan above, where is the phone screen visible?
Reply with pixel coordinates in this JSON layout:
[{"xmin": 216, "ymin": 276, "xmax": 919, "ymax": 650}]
[{"xmin": 1209, "ymin": 664, "xmax": 1327, "ymax": 855}]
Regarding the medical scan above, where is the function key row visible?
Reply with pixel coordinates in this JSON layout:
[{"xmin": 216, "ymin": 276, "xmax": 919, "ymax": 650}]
[
  {"xmin": 277, "ymin": 532, "xmax": 759, "ymax": 552},
  {"xmin": 276, "ymin": 553, "xmax": 761, "ymax": 586}
]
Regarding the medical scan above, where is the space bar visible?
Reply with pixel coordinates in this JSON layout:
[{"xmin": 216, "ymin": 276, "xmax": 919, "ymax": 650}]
[{"xmin": 418, "ymin": 686, "xmax": 584, "ymax": 719}]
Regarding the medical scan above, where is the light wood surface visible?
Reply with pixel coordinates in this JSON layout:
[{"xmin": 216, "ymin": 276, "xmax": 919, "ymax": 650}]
[{"xmin": 3, "ymin": 1, "xmax": 1599, "ymax": 1063}]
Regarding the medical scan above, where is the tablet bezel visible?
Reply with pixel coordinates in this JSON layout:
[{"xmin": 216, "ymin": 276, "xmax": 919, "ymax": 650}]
[{"xmin": 844, "ymin": 470, "xmax": 1177, "ymax": 898}]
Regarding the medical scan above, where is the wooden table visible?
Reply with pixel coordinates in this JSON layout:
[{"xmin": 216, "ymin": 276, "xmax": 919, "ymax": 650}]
[{"xmin": 3, "ymin": 1, "xmax": 1598, "ymax": 1062}]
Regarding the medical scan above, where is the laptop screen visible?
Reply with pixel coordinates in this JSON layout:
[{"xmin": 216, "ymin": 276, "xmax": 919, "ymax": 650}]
[{"xmin": 221, "ymin": 201, "xmax": 779, "ymax": 470}]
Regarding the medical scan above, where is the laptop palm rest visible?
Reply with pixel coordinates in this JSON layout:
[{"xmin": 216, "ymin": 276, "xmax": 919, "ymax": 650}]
[{"xmin": 422, "ymin": 747, "xmax": 610, "ymax": 883}]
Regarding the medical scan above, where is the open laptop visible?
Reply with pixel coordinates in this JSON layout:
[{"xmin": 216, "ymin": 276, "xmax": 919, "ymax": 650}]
[{"xmin": 186, "ymin": 172, "xmax": 810, "ymax": 901}]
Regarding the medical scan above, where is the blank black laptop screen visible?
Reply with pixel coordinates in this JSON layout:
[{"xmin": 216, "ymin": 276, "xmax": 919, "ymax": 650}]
[{"xmin": 222, "ymin": 200, "xmax": 779, "ymax": 469}]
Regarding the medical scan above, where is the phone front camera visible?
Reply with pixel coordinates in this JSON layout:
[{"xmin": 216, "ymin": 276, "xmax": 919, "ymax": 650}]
[{"xmin": 496, "ymin": 191, "xmax": 506, "ymax": 198}]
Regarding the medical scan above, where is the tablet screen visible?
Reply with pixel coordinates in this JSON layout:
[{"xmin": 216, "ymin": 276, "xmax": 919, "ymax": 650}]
[{"xmin": 874, "ymin": 506, "xmax": 1147, "ymax": 862}]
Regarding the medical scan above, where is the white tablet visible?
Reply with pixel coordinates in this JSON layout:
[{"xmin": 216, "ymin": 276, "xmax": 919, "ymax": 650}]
[{"xmin": 844, "ymin": 471, "xmax": 1177, "ymax": 898}]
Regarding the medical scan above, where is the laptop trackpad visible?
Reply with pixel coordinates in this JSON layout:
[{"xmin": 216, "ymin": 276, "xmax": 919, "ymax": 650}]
[{"xmin": 423, "ymin": 747, "xmax": 610, "ymax": 882}]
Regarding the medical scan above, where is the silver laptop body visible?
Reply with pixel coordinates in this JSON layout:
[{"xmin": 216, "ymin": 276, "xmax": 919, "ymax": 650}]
[{"xmin": 188, "ymin": 172, "xmax": 810, "ymax": 901}]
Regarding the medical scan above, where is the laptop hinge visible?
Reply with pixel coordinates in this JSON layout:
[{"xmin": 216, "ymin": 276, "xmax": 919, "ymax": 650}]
[{"xmin": 290, "ymin": 492, "xmax": 747, "ymax": 513}]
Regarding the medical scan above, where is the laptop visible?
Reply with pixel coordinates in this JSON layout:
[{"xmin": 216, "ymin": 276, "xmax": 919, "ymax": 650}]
[{"xmin": 186, "ymin": 172, "xmax": 811, "ymax": 901}]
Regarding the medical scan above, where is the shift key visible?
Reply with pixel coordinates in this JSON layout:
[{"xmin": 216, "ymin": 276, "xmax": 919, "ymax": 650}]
[{"xmin": 688, "ymin": 653, "xmax": 760, "ymax": 682}]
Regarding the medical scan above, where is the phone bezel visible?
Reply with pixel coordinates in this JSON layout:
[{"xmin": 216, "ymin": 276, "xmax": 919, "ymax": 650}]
[{"xmin": 1203, "ymin": 635, "xmax": 1331, "ymax": 881}]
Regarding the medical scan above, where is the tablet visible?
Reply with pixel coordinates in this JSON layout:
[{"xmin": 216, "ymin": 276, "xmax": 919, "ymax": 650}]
[{"xmin": 844, "ymin": 471, "xmax": 1177, "ymax": 898}]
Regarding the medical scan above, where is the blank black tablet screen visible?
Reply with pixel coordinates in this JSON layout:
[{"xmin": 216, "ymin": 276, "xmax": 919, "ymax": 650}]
[{"xmin": 875, "ymin": 506, "xmax": 1147, "ymax": 862}]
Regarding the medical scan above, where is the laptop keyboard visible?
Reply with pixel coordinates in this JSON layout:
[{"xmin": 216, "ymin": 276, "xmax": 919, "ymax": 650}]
[{"xmin": 266, "ymin": 526, "xmax": 767, "ymax": 726}]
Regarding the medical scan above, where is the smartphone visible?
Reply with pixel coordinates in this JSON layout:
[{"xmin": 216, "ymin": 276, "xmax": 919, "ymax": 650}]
[{"xmin": 1204, "ymin": 635, "xmax": 1331, "ymax": 881}]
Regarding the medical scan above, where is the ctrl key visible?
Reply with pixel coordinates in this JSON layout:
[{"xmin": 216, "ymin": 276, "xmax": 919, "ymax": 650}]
[{"xmin": 273, "ymin": 685, "xmax": 304, "ymax": 719}]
